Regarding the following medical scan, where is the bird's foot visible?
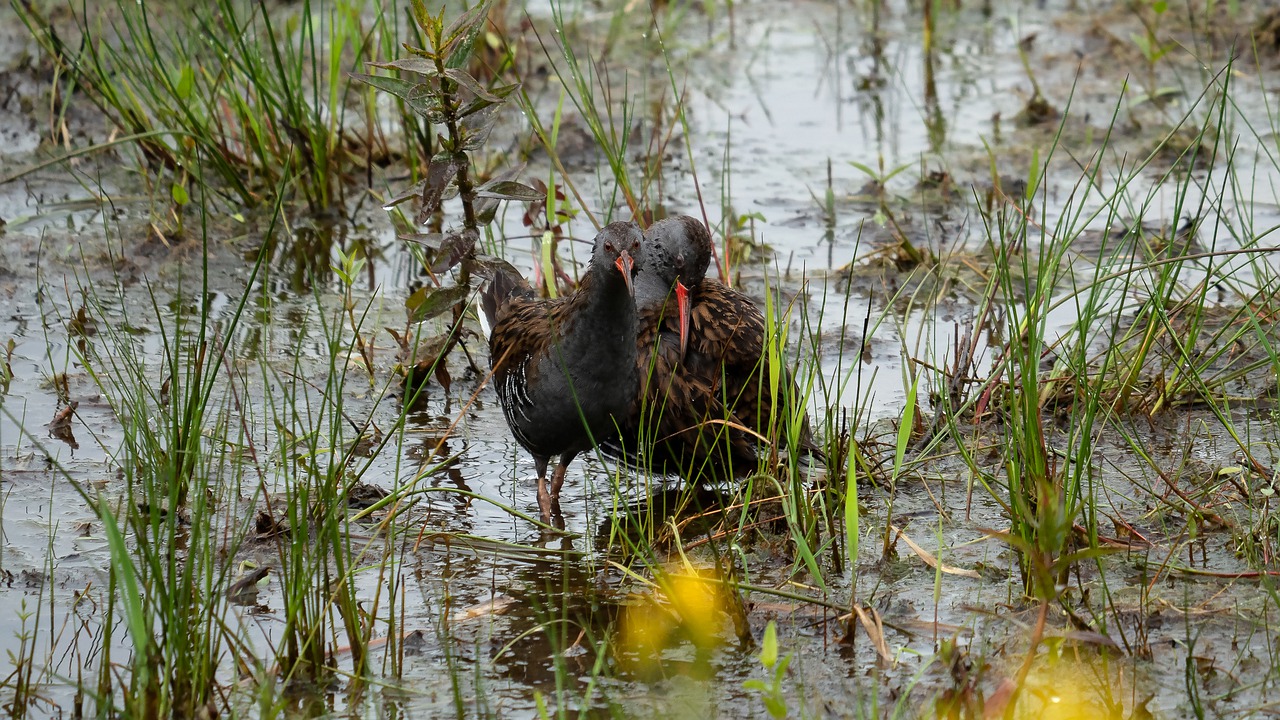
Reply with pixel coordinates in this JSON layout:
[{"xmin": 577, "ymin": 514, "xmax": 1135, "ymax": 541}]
[
  {"xmin": 537, "ymin": 483, "xmax": 554, "ymax": 524},
  {"xmin": 550, "ymin": 462, "xmax": 570, "ymax": 499}
]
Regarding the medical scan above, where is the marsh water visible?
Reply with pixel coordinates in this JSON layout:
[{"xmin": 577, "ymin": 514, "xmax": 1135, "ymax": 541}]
[{"xmin": 3, "ymin": 0, "xmax": 1280, "ymax": 717}]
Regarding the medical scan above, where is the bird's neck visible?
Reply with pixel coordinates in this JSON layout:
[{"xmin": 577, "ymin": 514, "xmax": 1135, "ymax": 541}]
[
  {"xmin": 561, "ymin": 266, "xmax": 636, "ymax": 359},
  {"xmin": 634, "ymin": 272, "xmax": 671, "ymax": 315}
]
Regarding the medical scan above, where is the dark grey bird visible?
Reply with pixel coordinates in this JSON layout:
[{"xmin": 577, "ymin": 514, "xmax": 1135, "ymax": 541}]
[
  {"xmin": 481, "ymin": 221, "xmax": 644, "ymax": 522},
  {"xmin": 607, "ymin": 215, "xmax": 820, "ymax": 479}
]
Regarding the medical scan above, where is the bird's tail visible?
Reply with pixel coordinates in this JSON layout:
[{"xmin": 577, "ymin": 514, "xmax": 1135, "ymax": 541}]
[{"xmin": 480, "ymin": 268, "xmax": 531, "ymax": 334}]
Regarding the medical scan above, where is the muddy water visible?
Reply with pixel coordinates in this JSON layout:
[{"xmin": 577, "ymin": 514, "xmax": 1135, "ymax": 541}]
[{"xmin": 3, "ymin": 0, "xmax": 1280, "ymax": 717}]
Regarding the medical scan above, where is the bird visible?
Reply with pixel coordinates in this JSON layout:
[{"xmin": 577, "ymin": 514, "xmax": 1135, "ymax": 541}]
[
  {"xmin": 481, "ymin": 221, "xmax": 644, "ymax": 522},
  {"xmin": 605, "ymin": 215, "xmax": 819, "ymax": 479}
]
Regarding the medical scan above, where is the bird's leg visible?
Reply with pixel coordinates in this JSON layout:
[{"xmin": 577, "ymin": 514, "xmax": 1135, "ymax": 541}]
[
  {"xmin": 534, "ymin": 456, "xmax": 553, "ymax": 523},
  {"xmin": 551, "ymin": 453, "xmax": 576, "ymax": 499}
]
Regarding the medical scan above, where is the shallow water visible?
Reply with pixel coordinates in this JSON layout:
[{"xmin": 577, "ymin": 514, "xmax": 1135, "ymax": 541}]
[{"xmin": 3, "ymin": 0, "xmax": 1280, "ymax": 717}]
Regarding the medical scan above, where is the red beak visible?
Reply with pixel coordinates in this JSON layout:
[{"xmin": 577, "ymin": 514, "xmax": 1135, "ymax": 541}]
[
  {"xmin": 615, "ymin": 250, "xmax": 635, "ymax": 297},
  {"xmin": 675, "ymin": 280, "xmax": 690, "ymax": 356}
]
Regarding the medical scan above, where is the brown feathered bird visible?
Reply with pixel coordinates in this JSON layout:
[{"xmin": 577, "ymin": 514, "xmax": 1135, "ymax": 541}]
[
  {"xmin": 481, "ymin": 222, "xmax": 644, "ymax": 521},
  {"xmin": 604, "ymin": 215, "xmax": 819, "ymax": 479}
]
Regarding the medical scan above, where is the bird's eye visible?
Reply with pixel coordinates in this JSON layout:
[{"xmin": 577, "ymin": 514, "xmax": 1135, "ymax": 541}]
[
  {"xmin": 631, "ymin": 239, "xmax": 640, "ymax": 251},
  {"xmin": 604, "ymin": 242, "xmax": 615, "ymax": 252}
]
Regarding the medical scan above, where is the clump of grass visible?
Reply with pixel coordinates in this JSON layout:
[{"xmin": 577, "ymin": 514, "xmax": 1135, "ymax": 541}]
[
  {"xmin": 14, "ymin": 0, "xmax": 405, "ymax": 215},
  {"xmin": 13, "ymin": 171, "xmax": 429, "ymax": 712},
  {"xmin": 68, "ymin": 185, "xmax": 269, "ymax": 715}
]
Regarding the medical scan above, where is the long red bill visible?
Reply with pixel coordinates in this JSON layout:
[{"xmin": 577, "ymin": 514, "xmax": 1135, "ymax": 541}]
[
  {"xmin": 675, "ymin": 280, "xmax": 690, "ymax": 356},
  {"xmin": 615, "ymin": 250, "xmax": 635, "ymax": 297}
]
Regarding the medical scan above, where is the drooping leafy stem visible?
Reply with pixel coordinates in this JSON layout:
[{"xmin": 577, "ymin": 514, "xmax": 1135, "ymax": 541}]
[{"xmin": 356, "ymin": 0, "xmax": 542, "ymax": 387}]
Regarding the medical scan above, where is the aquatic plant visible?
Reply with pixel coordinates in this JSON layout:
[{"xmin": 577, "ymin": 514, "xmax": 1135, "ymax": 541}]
[
  {"xmin": 7, "ymin": 0, "xmax": 1280, "ymax": 717},
  {"xmin": 357, "ymin": 0, "xmax": 541, "ymax": 390},
  {"xmin": 13, "ymin": 0, "xmax": 406, "ymax": 215},
  {"xmin": 68, "ymin": 183, "xmax": 269, "ymax": 716},
  {"xmin": 742, "ymin": 620, "xmax": 791, "ymax": 718}
]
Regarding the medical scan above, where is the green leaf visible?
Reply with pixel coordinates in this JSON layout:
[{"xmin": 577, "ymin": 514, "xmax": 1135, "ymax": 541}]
[
  {"xmin": 441, "ymin": 0, "xmax": 492, "ymax": 68},
  {"xmin": 1025, "ymin": 145, "xmax": 1041, "ymax": 202},
  {"xmin": 448, "ymin": 0, "xmax": 491, "ymax": 40},
  {"xmin": 367, "ymin": 56, "xmax": 438, "ymax": 75},
  {"xmin": 844, "ymin": 438, "xmax": 860, "ymax": 575},
  {"xmin": 354, "ymin": 75, "xmax": 435, "ymax": 119},
  {"xmin": 474, "ymin": 196, "xmax": 500, "ymax": 225},
  {"xmin": 351, "ymin": 72, "xmax": 417, "ymax": 99},
  {"xmin": 99, "ymin": 499, "xmax": 150, "ymax": 667},
  {"xmin": 476, "ymin": 179, "xmax": 544, "ymax": 202},
  {"xmin": 1128, "ymin": 91, "xmax": 1153, "ymax": 108},
  {"xmin": 408, "ymin": 0, "xmax": 438, "ymax": 36},
  {"xmin": 791, "ymin": 527, "xmax": 828, "ymax": 593},
  {"xmin": 419, "ymin": 156, "xmax": 461, "ymax": 217},
  {"xmin": 742, "ymin": 679, "xmax": 768, "ymax": 692},
  {"xmin": 763, "ymin": 697, "xmax": 787, "ymax": 719},
  {"xmin": 775, "ymin": 652, "xmax": 793, "ymax": 676},
  {"xmin": 444, "ymin": 68, "xmax": 500, "ymax": 102},
  {"xmin": 383, "ymin": 178, "xmax": 430, "ymax": 209},
  {"xmin": 406, "ymin": 284, "xmax": 469, "ymax": 324},
  {"xmin": 351, "ymin": 73, "xmax": 436, "ymax": 117},
  {"xmin": 893, "ymin": 375, "xmax": 918, "ymax": 482},
  {"xmin": 848, "ymin": 160, "xmax": 878, "ymax": 178},
  {"xmin": 444, "ymin": 1, "xmax": 491, "ymax": 69},
  {"xmin": 175, "ymin": 63, "xmax": 194, "ymax": 101},
  {"xmin": 331, "ymin": 246, "xmax": 364, "ymax": 285},
  {"xmin": 540, "ymin": 230, "xmax": 557, "ymax": 298},
  {"xmin": 883, "ymin": 162, "xmax": 913, "ymax": 182},
  {"xmin": 759, "ymin": 620, "xmax": 778, "ymax": 669},
  {"xmin": 458, "ymin": 82, "xmax": 520, "ymax": 118},
  {"xmin": 460, "ymin": 106, "xmax": 501, "ymax": 151},
  {"xmin": 171, "ymin": 182, "xmax": 189, "ymax": 206},
  {"xmin": 428, "ymin": 231, "xmax": 476, "ymax": 274},
  {"xmin": 401, "ymin": 232, "xmax": 448, "ymax": 249}
]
